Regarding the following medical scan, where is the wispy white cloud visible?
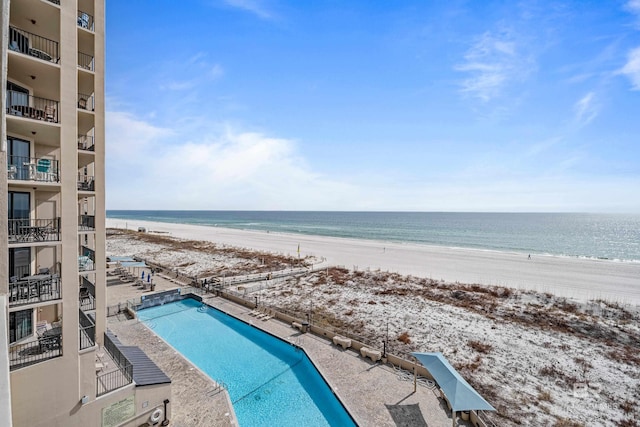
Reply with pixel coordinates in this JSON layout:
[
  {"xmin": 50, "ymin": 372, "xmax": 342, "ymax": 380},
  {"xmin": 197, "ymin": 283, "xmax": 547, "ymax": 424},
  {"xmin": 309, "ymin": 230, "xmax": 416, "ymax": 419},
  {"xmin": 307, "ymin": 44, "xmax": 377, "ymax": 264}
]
[
  {"xmin": 573, "ymin": 92, "xmax": 598, "ymax": 126},
  {"xmin": 619, "ymin": 46, "xmax": 640, "ymax": 89},
  {"xmin": 626, "ymin": 0, "xmax": 640, "ymax": 17},
  {"xmin": 210, "ymin": 64, "xmax": 224, "ymax": 80},
  {"xmin": 455, "ymin": 29, "xmax": 533, "ymax": 102},
  {"xmin": 159, "ymin": 60, "xmax": 224, "ymax": 91},
  {"xmin": 223, "ymin": 0, "xmax": 273, "ymax": 20},
  {"xmin": 106, "ymin": 112, "xmax": 357, "ymax": 209}
]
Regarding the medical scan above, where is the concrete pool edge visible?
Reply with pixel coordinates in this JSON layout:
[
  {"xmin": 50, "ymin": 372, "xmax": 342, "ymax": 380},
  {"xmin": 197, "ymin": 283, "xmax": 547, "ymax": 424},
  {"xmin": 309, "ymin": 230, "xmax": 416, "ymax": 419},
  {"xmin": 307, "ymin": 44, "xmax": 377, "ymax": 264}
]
[{"xmin": 138, "ymin": 295, "xmax": 360, "ymax": 426}]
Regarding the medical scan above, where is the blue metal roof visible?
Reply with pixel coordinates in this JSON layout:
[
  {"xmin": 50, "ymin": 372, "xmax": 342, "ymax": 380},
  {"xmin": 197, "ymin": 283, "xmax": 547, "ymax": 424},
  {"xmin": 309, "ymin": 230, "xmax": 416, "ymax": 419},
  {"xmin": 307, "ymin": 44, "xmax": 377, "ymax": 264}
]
[
  {"xmin": 412, "ymin": 352, "xmax": 495, "ymax": 412},
  {"xmin": 119, "ymin": 346, "xmax": 171, "ymax": 386}
]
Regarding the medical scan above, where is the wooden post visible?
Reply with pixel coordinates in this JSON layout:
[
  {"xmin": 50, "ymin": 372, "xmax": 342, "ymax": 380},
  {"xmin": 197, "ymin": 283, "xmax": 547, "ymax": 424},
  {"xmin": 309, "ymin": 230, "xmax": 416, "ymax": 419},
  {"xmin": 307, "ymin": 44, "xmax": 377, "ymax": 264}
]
[{"xmin": 452, "ymin": 408, "xmax": 456, "ymax": 427}]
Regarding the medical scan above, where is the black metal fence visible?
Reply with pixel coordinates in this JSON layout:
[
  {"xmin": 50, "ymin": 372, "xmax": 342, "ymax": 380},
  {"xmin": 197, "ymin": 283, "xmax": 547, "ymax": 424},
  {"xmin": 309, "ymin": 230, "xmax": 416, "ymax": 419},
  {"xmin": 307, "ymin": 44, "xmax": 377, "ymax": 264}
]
[
  {"xmin": 77, "ymin": 10, "xmax": 95, "ymax": 31},
  {"xmin": 80, "ymin": 276, "xmax": 96, "ymax": 311},
  {"xmin": 78, "ymin": 174, "xmax": 95, "ymax": 191},
  {"xmin": 79, "ymin": 309, "xmax": 95, "ymax": 350},
  {"xmin": 7, "ymin": 155, "xmax": 60, "ymax": 182},
  {"xmin": 97, "ymin": 332, "xmax": 133, "ymax": 396},
  {"xmin": 8, "ymin": 217, "xmax": 61, "ymax": 243},
  {"xmin": 78, "ymin": 51, "xmax": 94, "ymax": 71},
  {"xmin": 8, "ymin": 26, "xmax": 59, "ymax": 63},
  {"xmin": 77, "ymin": 93, "xmax": 95, "ymax": 111},
  {"xmin": 6, "ymin": 90, "xmax": 59, "ymax": 123},
  {"xmin": 79, "ymin": 246, "xmax": 96, "ymax": 272},
  {"xmin": 78, "ymin": 134, "xmax": 95, "ymax": 151},
  {"xmin": 9, "ymin": 335, "xmax": 62, "ymax": 371},
  {"xmin": 9, "ymin": 274, "xmax": 61, "ymax": 307},
  {"xmin": 79, "ymin": 215, "xmax": 96, "ymax": 231}
]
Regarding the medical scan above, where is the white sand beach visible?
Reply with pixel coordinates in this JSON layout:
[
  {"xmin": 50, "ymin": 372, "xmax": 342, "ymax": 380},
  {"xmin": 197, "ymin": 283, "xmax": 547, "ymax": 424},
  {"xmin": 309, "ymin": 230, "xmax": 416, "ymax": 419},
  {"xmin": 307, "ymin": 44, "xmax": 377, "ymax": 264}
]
[{"xmin": 106, "ymin": 218, "xmax": 640, "ymax": 305}]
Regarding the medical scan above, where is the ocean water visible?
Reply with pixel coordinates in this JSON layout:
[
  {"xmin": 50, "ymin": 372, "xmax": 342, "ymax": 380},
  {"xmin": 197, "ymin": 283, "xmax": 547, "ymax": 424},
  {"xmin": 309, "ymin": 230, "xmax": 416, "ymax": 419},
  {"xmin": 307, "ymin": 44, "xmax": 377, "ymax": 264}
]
[{"xmin": 107, "ymin": 211, "xmax": 640, "ymax": 262}]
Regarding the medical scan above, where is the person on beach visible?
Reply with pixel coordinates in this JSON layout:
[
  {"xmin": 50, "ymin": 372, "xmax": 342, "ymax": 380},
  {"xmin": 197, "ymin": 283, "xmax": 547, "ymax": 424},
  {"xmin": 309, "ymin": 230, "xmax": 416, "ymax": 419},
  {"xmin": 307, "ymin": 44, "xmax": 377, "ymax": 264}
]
[{"xmin": 528, "ymin": 254, "xmax": 531, "ymax": 260}]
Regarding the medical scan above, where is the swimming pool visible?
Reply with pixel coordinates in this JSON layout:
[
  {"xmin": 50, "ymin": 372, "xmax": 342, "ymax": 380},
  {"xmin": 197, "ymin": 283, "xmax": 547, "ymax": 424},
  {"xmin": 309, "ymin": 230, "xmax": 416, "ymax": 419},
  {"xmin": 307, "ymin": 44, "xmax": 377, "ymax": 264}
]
[{"xmin": 138, "ymin": 298, "xmax": 357, "ymax": 427}]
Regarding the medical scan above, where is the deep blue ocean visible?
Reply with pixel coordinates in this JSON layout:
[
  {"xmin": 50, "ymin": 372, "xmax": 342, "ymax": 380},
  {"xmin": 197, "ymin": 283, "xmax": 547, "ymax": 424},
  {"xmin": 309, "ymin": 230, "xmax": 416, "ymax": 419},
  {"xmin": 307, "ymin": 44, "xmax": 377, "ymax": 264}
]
[{"xmin": 106, "ymin": 211, "xmax": 640, "ymax": 262}]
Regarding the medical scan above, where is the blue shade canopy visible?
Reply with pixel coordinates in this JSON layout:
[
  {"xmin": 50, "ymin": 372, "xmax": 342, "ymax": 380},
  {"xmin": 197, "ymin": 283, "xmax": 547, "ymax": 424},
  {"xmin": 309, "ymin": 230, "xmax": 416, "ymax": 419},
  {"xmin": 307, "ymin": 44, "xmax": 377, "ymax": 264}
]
[
  {"xmin": 120, "ymin": 261, "xmax": 147, "ymax": 268},
  {"xmin": 411, "ymin": 352, "xmax": 495, "ymax": 412},
  {"xmin": 108, "ymin": 256, "xmax": 136, "ymax": 262}
]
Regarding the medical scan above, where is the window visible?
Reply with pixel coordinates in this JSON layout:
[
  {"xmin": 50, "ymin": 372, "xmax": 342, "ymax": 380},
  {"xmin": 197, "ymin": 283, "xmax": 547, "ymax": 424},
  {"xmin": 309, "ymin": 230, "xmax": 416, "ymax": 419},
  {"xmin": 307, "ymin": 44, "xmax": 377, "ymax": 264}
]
[
  {"xmin": 9, "ymin": 247, "xmax": 31, "ymax": 279},
  {"xmin": 7, "ymin": 136, "xmax": 30, "ymax": 180},
  {"xmin": 10, "ymin": 309, "xmax": 33, "ymax": 343}
]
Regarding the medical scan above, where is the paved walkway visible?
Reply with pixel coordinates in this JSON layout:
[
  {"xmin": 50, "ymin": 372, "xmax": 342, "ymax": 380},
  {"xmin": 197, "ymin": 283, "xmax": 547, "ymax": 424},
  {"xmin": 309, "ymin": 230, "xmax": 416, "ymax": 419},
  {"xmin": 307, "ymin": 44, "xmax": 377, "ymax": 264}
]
[{"xmin": 106, "ymin": 267, "xmax": 472, "ymax": 426}]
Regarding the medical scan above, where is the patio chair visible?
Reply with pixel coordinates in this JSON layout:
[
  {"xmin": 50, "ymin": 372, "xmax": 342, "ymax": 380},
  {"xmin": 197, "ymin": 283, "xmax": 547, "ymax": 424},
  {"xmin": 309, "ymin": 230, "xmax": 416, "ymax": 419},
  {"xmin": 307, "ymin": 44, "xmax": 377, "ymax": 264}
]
[
  {"xmin": 44, "ymin": 105, "xmax": 56, "ymax": 122},
  {"xmin": 36, "ymin": 159, "xmax": 51, "ymax": 181},
  {"xmin": 8, "ymin": 165, "xmax": 17, "ymax": 179}
]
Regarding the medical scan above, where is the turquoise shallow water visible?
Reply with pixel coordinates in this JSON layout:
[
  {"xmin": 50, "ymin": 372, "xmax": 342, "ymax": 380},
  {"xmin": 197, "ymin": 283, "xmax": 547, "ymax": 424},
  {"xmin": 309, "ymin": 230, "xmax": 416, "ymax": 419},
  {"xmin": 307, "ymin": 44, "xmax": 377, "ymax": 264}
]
[
  {"xmin": 108, "ymin": 211, "xmax": 640, "ymax": 262},
  {"xmin": 137, "ymin": 299, "xmax": 356, "ymax": 427}
]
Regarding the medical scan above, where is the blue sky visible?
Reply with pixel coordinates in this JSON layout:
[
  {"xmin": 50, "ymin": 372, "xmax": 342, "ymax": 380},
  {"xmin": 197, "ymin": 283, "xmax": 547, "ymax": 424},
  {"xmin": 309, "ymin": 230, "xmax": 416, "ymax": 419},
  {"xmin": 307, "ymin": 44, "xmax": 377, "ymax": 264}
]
[{"xmin": 106, "ymin": 0, "xmax": 640, "ymax": 212}]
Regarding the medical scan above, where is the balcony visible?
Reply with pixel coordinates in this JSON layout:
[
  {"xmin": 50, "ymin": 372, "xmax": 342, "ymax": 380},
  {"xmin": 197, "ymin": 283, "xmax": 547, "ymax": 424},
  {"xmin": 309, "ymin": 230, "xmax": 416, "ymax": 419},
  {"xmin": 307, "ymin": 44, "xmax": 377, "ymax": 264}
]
[
  {"xmin": 78, "ymin": 93, "xmax": 95, "ymax": 111},
  {"xmin": 78, "ymin": 51, "xmax": 94, "ymax": 71},
  {"xmin": 6, "ymin": 91, "xmax": 58, "ymax": 123},
  {"xmin": 8, "ymin": 274, "xmax": 61, "ymax": 307},
  {"xmin": 80, "ymin": 276, "xmax": 96, "ymax": 311},
  {"xmin": 77, "ymin": 10, "xmax": 95, "ymax": 32},
  {"xmin": 8, "ymin": 26, "xmax": 59, "ymax": 63},
  {"xmin": 79, "ymin": 309, "xmax": 95, "ymax": 350},
  {"xmin": 97, "ymin": 332, "xmax": 133, "ymax": 397},
  {"xmin": 78, "ymin": 174, "xmax": 95, "ymax": 191},
  {"xmin": 78, "ymin": 134, "xmax": 95, "ymax": 151},
  {"xmin": 7, "ymin": 156, "xmax": 59, "ymax": 182},
  {"xmin": 8, "ymin": 218, "xmax": 61, "ymax": 244},
  {"xmin": 79, "ymin": 246, "xmax": 95, "ymax": 272},
  {"xmin": 79, "ymin": 215, "xmax": 96, "ymax": 231},
  {"xmin": 9, "ymin": 332, "xmax": 62, "ymax": 370}
]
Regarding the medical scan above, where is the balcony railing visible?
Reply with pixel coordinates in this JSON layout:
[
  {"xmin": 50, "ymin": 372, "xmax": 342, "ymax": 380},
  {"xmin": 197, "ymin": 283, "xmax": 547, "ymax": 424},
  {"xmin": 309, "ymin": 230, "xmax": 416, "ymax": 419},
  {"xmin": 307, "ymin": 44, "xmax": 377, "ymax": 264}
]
[
  {"xmin": 8, "ymin": 274, "xmax": 61, "ymax": 307},
  {"xmin": 47, "ymin": 0, "xmax": 60, "ymax": 5},
  {"xmin": 78, "ymin": 93, "xmax": 95, "ymax": 111},
  {"xmin": 79, "ymin": 246, "xmax": 95, "ymax": 272},
  {"xmin": 79, "ymin": 309, "xmax": 95, "ymax": 350},
  {"xmin": 78, "ymin": 51, "xmax": 94, "ymax": 71},
  {"xmin": 8, "ymin": 217, "xmax": 61, "ymax": 243},
  {"xmin": 78, "ymin": 174, "xmax": 95, "ymax": 191},
  {"xmin": 80, "ymin": 276, "xmax": 96, "ymax": 311},
  {"xmin": 7, "ymin": 156, "xmax": 60, "ymax": 182},
  {"xmin": 98, "ymin": 332, "xmax": 133, "ymax": 396},
  {"xmin": 78, "ymin": 134, "xmax": 95, "ymax": 151},
  {"xmin": 6, "ymin": 91, "xmax": 59, "ymax": 123},
  {"xmin": 8, "ymin": 26, "xmax": 59, "ymax": 63},
  {"xmin": 9, "ymin": 333, "xmax": 62, "ymax": 371},
  {"xmin": 77, "ymin": 10, "xmax": 95, "ymax": 32},
  {"xmin": 79, "ymin": 215, "xmax": 96, "ymax": 231}
]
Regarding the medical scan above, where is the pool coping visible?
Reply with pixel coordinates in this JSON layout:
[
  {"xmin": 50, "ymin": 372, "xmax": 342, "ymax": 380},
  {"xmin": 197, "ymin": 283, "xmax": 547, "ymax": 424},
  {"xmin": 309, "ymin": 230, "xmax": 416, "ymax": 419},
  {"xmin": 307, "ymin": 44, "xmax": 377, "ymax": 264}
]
[{"xmin": 136, "ymin": 295, "xmax": 360, "ymax": 426}]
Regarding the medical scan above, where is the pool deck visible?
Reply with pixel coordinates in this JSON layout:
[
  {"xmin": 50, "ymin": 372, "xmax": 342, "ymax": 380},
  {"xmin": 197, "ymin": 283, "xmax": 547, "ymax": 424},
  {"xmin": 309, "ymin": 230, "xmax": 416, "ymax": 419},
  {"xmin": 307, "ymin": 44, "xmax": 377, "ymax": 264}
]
[{"xmin": 107, "ymin": 275, "xmax": 473, "ymax": 426}]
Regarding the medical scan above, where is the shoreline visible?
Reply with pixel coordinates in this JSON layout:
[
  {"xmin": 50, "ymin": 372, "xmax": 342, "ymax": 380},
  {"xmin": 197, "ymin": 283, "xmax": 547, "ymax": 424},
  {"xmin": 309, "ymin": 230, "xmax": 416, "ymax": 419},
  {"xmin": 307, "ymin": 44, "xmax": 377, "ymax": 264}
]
[{"xmin": 106, "ymin": 218, "xmax": 640, "ymax": 305}]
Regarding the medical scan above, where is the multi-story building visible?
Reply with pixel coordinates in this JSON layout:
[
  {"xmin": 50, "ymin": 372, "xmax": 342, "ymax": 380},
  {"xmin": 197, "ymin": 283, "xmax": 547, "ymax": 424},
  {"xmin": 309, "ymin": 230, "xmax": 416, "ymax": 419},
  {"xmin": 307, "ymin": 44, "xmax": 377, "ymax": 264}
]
[{"xmin": 1, "ymin": 1, "xmax": 170, "ymax": 426}]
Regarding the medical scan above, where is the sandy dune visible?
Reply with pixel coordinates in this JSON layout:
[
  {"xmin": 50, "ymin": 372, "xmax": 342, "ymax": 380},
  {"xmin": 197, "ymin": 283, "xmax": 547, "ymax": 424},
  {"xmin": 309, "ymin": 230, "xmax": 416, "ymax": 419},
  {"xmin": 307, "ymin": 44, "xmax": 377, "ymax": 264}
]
[{"xmin": 107, "ymin": 218, "xmax": 640, "ymax": 305}]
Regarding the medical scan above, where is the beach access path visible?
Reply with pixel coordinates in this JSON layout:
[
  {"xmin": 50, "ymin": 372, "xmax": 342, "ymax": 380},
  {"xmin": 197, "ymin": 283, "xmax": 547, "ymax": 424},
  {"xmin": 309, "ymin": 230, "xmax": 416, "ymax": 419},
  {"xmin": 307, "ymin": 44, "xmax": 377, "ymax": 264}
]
[{"xmin": 107, "ymin": 218, "xmax": 640, "ymax": 305}]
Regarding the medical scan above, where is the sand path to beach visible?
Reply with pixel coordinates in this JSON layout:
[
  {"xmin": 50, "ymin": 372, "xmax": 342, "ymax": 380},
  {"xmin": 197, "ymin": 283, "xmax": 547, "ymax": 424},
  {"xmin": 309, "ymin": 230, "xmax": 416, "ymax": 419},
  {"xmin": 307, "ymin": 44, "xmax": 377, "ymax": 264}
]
[{"xmin": 107, "ymin": 218, "xmax": 640, "ymax": 305}]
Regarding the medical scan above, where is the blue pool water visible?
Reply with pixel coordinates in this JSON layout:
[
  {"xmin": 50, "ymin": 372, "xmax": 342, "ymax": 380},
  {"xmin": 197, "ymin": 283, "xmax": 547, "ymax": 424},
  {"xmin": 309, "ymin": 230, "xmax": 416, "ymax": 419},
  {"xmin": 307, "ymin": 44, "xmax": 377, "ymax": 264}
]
[{"xmin": 137, "ymin": 298, "xmax": 356, "ymax": 427}]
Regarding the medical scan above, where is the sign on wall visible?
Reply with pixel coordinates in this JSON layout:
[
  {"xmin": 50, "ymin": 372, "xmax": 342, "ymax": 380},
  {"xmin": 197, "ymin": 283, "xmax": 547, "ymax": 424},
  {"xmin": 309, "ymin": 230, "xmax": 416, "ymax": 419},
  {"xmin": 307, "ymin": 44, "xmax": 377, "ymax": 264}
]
[{"xmin": 102, "ymin": 395, "xmax": 135, "ymax": 427}]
